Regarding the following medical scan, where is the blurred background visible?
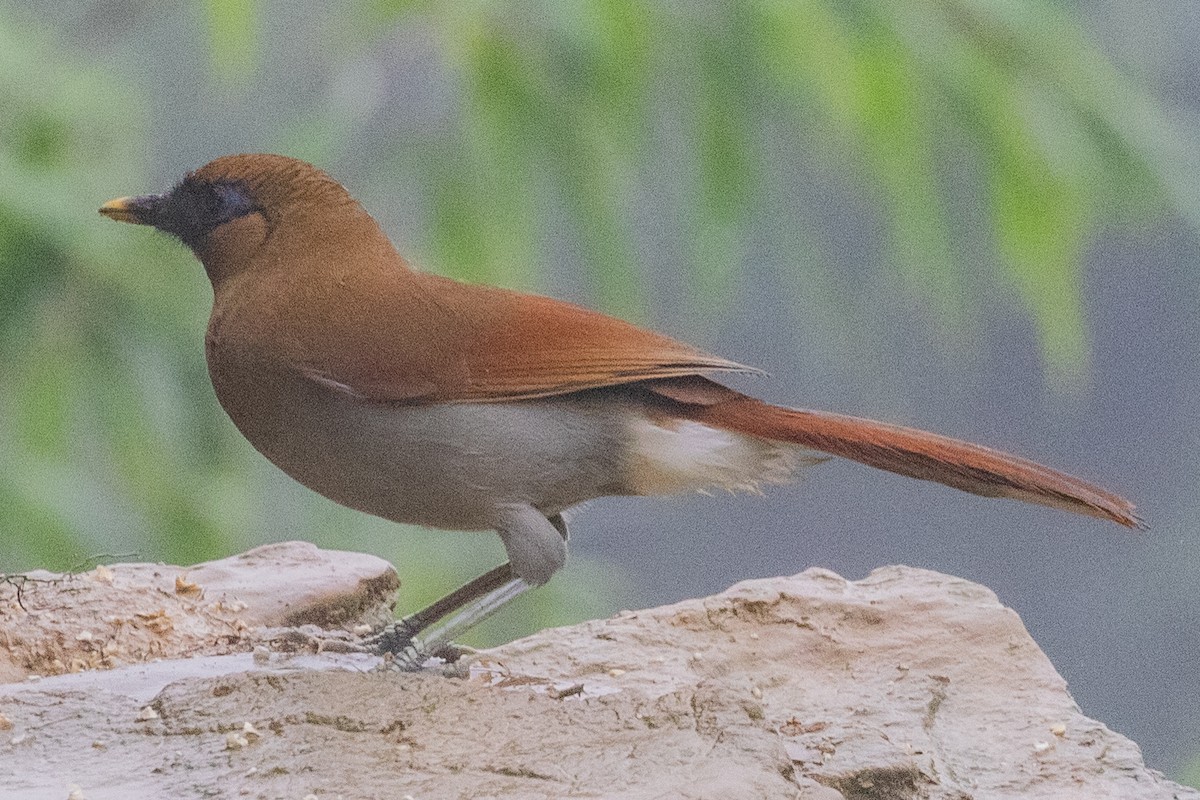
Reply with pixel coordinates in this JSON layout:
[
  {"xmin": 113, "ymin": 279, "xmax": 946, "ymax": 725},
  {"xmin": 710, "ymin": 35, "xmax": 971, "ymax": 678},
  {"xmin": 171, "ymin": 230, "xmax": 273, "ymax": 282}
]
[{"xmin": 1, "ymin": 0, "xmax": 1197, "ymax": 783}]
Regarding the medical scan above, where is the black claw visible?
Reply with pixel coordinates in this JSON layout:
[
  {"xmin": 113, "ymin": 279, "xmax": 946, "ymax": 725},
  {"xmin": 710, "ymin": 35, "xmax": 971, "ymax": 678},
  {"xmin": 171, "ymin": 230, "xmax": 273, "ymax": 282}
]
[{"xmin": 365, "ymin": 619, "xmax": 421, "ymax": 655}]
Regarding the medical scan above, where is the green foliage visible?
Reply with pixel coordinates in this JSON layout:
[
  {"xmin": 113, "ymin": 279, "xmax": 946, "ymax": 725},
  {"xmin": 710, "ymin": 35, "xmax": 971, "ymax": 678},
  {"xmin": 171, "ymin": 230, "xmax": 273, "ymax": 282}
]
[
  {"xmin": 364, "ymin": 0, "xmax": 1192, "ymax": 380},
  {"xmin": 204, "ymin": 0, "xmax": 260, "ymax": 83},
  {"xmin": 441, "ymin": 2, "xmax": 652, "ymax": 315},
  {"xmin": 0, "ymin": 12, "xmax": 212, "ymax": 568}
]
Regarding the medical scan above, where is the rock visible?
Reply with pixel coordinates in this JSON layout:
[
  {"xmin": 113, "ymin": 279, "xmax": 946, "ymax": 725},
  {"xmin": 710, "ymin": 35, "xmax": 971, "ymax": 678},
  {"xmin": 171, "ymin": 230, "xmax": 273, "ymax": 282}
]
[
  {"xmin": 0, "ymin": 541, "xmax": 397, "ymax": 682},
  {"xmin": 0, "ymin": 562, "xmax": 1193, "ymax": 800},
  {"xmin": 180, "ymin": 541, "xmax": 398, "ymax": 629}
]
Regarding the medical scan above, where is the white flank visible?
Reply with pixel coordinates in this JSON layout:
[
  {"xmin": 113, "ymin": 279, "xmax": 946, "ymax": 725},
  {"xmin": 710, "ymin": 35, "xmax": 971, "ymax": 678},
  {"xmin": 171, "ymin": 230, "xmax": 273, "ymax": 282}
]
[{"xmin": 627, "ymin": 417, "xmax": 824, "ymax": 496}]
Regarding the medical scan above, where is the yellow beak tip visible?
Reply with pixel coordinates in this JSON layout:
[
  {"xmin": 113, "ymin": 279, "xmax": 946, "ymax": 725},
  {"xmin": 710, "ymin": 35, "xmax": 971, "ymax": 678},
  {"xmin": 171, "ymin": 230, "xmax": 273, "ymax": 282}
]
[{"xmin": 98, "ymin": 197, "xmax": 143, "ymax": 224}]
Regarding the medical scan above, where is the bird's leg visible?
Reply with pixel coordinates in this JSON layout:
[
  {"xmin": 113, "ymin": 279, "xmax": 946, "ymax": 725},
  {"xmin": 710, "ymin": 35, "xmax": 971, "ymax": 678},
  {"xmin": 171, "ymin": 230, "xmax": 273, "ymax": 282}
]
[
  {"xmin": 379, "ymin": 573, "xmax": 530, "ymax": 671},
  {"xmin": 367, "ymin": 561, "xmax": 519, "ymax": 655},
  {"xmin": 370, "ymin": 512, "xmax": 570, "ymax": 669}
]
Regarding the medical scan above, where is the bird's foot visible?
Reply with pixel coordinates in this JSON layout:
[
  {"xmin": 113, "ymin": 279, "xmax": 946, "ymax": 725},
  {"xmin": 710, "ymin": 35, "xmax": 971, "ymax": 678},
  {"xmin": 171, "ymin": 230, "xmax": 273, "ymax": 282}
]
[
  {"xmin": 369, "ymin": 567, "xmax": 535, "ymax": 671},
  {"xmin": 365, "ymin": 621, "xmax": 480, "ymax": 671},
  {"xmin": 249, "ymin": 623, "xmax": 447, "ymax": 671},
  {"xmin": 361, "ymin": 619, "xmax": 421, "ymax": 655}
]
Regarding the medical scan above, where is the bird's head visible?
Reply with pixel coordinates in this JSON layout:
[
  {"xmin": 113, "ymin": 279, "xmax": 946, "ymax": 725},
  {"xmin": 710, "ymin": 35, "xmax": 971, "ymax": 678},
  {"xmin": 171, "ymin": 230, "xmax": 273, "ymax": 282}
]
[{"xmin": 100, "ymin": 154, "xmax": 377, "ymax": 284}]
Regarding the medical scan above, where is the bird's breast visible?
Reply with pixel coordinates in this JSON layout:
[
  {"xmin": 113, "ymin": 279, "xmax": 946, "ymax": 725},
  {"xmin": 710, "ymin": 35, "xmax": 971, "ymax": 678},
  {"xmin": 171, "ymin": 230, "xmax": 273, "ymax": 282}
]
[{"xmin": 205, "ymin": 339, "xmax": 637, "ymax": 529}]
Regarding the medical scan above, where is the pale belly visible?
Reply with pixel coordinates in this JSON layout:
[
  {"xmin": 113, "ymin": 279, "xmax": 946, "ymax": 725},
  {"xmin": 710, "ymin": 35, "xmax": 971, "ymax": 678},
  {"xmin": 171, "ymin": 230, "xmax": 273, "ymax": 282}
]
[
  {"xmin": 211, "ymin": 370, "xmax": 634, "ymax": 531},
  {"xmin": 208, "ymin": 351, "xmax": 808, "ymax": 536}
]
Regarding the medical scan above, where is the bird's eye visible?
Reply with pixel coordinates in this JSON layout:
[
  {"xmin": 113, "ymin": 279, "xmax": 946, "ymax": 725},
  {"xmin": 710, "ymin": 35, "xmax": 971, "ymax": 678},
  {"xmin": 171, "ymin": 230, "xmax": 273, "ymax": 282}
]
[{"xmin": 208, "ymin": 182, "xmax": 257, "ymax": 226}]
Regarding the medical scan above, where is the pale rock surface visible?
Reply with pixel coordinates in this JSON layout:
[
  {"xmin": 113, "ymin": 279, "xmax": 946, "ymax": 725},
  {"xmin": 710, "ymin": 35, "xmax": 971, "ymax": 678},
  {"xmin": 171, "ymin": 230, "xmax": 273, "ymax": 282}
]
[
  {"xmin": 0, "ymin": 558, "xmax": 1193, "ymax": 800},
  {"xmin": 0, "ymin": 541, "xmax": 397, "ymax": 683}
]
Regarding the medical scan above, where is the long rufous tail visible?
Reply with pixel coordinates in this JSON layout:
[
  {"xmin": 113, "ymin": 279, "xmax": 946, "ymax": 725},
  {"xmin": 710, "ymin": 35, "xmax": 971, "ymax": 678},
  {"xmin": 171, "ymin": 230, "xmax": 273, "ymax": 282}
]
[{"xmin": 670, "ymin": 389, "xmax": 1141, "ymax": 528}]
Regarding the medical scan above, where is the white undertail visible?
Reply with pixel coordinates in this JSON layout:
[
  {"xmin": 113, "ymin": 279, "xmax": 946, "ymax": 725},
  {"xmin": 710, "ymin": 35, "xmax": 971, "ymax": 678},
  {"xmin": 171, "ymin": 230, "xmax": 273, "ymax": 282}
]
[{"xmin": 626, "ymin": 416, "xmax": 825, "ymax": 496}]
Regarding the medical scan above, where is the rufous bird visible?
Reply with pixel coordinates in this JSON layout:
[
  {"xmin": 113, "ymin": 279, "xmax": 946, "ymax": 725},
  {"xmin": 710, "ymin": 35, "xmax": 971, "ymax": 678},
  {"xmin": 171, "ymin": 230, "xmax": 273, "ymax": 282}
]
[{"xmin": 100, "ymin": 154, "xmax": 1139, "ymax": 662}]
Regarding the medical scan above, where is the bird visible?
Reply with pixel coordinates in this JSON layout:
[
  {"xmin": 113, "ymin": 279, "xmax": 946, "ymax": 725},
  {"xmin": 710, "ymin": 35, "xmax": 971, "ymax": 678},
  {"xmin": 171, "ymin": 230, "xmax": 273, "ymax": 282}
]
[{"xmin": 100, "ymin": 154, "xmax": 1140, "ymax": 663}]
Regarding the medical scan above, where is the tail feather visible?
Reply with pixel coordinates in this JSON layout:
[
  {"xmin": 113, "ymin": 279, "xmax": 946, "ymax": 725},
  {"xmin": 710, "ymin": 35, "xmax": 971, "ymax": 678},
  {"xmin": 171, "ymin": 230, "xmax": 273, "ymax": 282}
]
[{"xmin": 684, "ymin": 395, "xmax": 1142, "ymax": 529}]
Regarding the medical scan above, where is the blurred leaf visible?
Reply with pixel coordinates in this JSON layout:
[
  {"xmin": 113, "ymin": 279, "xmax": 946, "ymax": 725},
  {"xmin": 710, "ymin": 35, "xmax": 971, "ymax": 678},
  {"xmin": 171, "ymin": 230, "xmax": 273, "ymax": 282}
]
[
  {"xmin": 686, "ymin": 15, "xmax": 757, "ymax": 312},
  {"xmin": 420, "ymin": 8, "xmax": 646, "ymax": 315},
  {"xmin": 203, "ymin": 0, "xmax": 259, "ymax": 82},
  {"xmin": 550, "ymin": 0, "xmax": 654, "ymax": 159},
  {"xmin": 953, "ymin": 0, "xmax": 1200, "ymax": 226},
  {"xmin": 0, "ymin": 479, "xmax": 79, "ymax": 567},
  {"xmin": 0, "ymin": 12, "xmax": 139, "ymax": 565},
  {"xmin": 325, "ymin": 0, "xmax": 1199, "ymax": 374},
  {"xmin": 757, "ymin": 1, "xmax": 963, "ymax": 327},
  {"xmin": 450, "ymin": 24, "xmax": 540, "ymax": 288},
  {"xmin": 753, "ymin": 0, "xmax": 860, "ymax": 139},
  {"xmin": 856, "ymin": 18, "xmax": 964, "ymax": 326},
  {"xmin": 990, "ymin": 103, "xmax": 1091, "ymax": 382}
]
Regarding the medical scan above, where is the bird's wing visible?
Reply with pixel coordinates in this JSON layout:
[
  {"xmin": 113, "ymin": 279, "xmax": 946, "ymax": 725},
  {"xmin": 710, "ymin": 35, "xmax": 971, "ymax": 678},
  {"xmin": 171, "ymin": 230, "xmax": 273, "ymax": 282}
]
[{"xmin": 294, "ymin": 272, "xmax": 755, "ymax": 404}]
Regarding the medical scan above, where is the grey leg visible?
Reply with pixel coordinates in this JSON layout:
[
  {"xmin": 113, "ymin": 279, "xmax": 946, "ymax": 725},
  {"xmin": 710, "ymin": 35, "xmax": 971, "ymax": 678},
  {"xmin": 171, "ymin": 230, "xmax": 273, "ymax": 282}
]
[
  {"xmin": 371, "ymin": 507, "xmax": 572, "ymax": 669},
  {"xmin": 381, "ymin": 570, "xmax": 533, "ymax": 670},
  {"xmin": 367, "ymin": 561, "xmax": 516, "ymax": 653}
]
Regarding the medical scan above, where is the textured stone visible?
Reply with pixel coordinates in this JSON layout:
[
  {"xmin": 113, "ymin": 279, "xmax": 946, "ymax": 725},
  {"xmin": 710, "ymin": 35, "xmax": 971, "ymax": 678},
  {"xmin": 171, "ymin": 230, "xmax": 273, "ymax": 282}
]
[
  {"xmin": 1, "ymin": 561, "xmax": 1193, "ymax": 800},
  {"xmin": 0, "ymin": 541, "xmax": 397, "ymax": 682}
]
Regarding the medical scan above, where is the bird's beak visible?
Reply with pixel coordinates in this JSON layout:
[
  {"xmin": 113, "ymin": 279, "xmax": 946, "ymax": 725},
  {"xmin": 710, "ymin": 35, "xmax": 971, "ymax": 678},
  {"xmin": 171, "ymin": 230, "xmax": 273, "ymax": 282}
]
[{"xmin": 98, "ymin": 195, "xmax": 160, "ymax": 225}]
